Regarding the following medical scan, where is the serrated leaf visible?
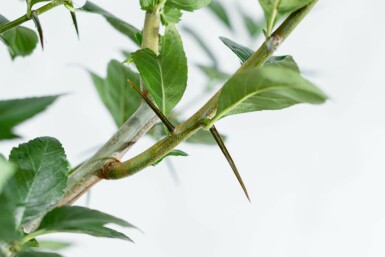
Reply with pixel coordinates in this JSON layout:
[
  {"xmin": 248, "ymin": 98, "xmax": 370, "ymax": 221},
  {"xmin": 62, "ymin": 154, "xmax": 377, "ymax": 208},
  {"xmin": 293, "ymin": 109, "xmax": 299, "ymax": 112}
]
[
  {"xmin": 140, "ymin": 0, "xmax": 159, "ymax": 10},
  {"xmin": 213, "ymin": 66, "xmax": 327, "ymax": 122},
  {"xmin": 78, "ymin": 1, "xmax": 141, "ymax": 45},
  {"xmin": 36, "ymin": 206, "xmax": 136, "ymax": 241},
  {"xmin": 153, "ymin": 149, "xmax": 188, "ymax": 165},
  {"xmin": 132, "ymin": 24, "xmax": 187, "ymax": 115},
  {"xmin": 0, "ymin": 96, "xmax": 59, "ymax": 140},
  {"xmin": 0, "ymin": 15, "xmax": 38, "ymax": 59},
  {"xmin": 89, "ymin": 60, "xmax": 141, "ymax": 127},
  {"xmin": 259, "ymin": 0, "xmax": 314, "ymax": 36},
  {"xmin": 7, "ymin": 137, "xmax": 69, "ymax": 226},
  {"xmin": 220, "ymin": 37, "xmax": 254, "ymax": 64},
  {"xmin": 15, "ymin": 251, "xmax": 62, "ymax": 257},
  {"xmin": 161, "ymin": 4, "xmax": 183, "ymax": 25},
  {"xmin": 167, "ymin": 0, "xmax": 211, "ymax": 11},
  {"xmin": 208, "ymin": 1, "xmax": 231, "ymax": 29}
]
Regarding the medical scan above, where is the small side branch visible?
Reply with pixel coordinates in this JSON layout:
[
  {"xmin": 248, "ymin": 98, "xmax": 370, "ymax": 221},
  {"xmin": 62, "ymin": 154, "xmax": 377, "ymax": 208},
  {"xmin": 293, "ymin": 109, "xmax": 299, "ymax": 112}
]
[{"xmin": 129, "ymin": 80, "xmax": 175, "ymax": 133}]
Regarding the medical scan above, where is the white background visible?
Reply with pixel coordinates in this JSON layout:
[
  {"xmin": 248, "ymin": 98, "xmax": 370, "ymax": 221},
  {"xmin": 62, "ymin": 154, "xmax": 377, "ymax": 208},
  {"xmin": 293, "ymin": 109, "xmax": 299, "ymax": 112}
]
[{"xmin": 1, "ymin": 0, "xmax": 385, "ymax": 256}]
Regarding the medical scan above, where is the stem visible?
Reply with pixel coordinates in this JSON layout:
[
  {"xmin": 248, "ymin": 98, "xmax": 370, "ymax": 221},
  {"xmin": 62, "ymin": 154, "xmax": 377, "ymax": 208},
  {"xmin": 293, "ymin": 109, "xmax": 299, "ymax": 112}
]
[
  {"xmin": 0, "ymin": 0, "xmax": 64, "ymax": 34},
  {"xmin": 104, "ymin": 1, "xmax": 319, "ymax": 179},
  {"xmin": 57, "ymin": 0, "xmax": 165, "ymax": 206}
]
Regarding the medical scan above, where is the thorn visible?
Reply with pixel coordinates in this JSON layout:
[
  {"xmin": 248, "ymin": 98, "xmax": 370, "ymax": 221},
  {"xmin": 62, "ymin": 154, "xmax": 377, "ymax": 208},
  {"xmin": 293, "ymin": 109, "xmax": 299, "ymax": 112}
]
[
  {"xmin": 129, "ymin": 80, "xmax": 175, "ymax": 133},
  {"xmin": 210, "ymin": 125, "xmax": 251, "ymax": 202},
  {"xmin": 31, "ymin": 10, "xmax": 44, "ymax": 50},
  {"xmin": 70, "ymin": 11, "xmax": 80, "ymax": 39}
]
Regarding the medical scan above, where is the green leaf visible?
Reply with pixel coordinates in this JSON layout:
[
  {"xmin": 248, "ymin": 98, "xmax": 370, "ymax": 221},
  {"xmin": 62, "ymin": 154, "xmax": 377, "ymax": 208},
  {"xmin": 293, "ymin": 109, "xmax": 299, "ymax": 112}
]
[
  {"xmin": 36, "ymin": 206, "xmax": 136, "ymax": 241},
  {"xmin": 167, "ymin": 0, "xmax": 211, "ymax": 11},
  {"xmin": 161, "ymin": 4, "xmax": 183, "ymax": 25},
  {"xmin": 7, "ymin": 137, "xmax": 70, "ymax": 226},
  {"xmin": 132, "ymin": 24, "xmax": 187, "ymax": 115},
  {"xmin": 89, "ymin": 60, "xmax": 141, "ymax": 127},
  {"xmin": 0, "ymin": 15, "xmax": 38, "ymax": 59},
  {"xmin": 208, "ymin": 1, "xmax": 231, "ymax": 29},
  {"xmin": 78, "ymin": 1, "xmax": 141, "ymax": 45},
  {"xmin": 265, "ymin": 55, "xmax": 300, "ymax": 72},
  {"xmin": 219, "ymin": 37, "xmax": 254, "ymax": 64},
  {"xmin": 219, "ymin": 37, "xmax": 299, "ymax": 72},
  {"xmin": 140, "ymin": 0, "xmax": 159, "ymax": 10},
  {"xmin": 258, "ymin": 0, "xmax": 314, "ymax": 36},
  {"xmin": 153, "ymin": 149, "xmax": 188, "ymax": 165},
  {"xmin": 212, "ymin": 66, "xmax": 327, "ymax": 123},
  {"xmin": 16, "ymin": 251, "xmax": 62, "ymax": 257},
  {"xmin": 0, "ymin": 96, "xmax": 59, "ymax": 140}
]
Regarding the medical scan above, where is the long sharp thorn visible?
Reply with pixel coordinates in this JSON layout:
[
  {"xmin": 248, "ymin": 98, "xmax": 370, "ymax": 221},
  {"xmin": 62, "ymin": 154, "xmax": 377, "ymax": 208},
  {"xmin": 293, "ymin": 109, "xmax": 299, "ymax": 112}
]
[
  {"xmin": 70, "ymin": 11, "xmax": 80, "ymax": 38},
  {"xmin": 31, "ymin": 10, "xmax": 44, "ymax": 49},
  {"xmin": 128, "ymin": 80, "xmax": 175, "ymax": 133},
  {"xmin": 210, "ymin": 125, "xmax": 251, "ymax": 202}
]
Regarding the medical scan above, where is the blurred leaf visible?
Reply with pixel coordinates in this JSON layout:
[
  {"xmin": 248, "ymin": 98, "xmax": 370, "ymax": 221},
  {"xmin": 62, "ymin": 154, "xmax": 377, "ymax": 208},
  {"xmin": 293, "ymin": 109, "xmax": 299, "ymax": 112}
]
[
  {"xmin": 208, "ymin": 1, "xmax": 231, "ymax": 29},
  {"xmin": 36, "ymin": 206, "xmax": 136, "ymax": 241},
  {"xmin": 0, "ymin": 15, "xmax": 38, "ymax": 59},
  {"xmin": 167, "ymin": 0, "xmax": 211, "ymax": 11},
  {"xmin": 153, "ymin": 149, "xmax": 188, "ymax": 165},
  {"xmin": 36, "ymin": 241, "xmax": 71, "ymax": 250},
  {"xmin": 0, "ymin": 158, "xmax": 19, "ymax": 243},
  {"xmin": 258, "ymin": 0, "xmax": 314, "ymax": 36},
  {"xmin": 89, "ymin": 60, "xmax": 141, "ymax": 127},
  {"xmin": 78, "ymin": 1, "xmax": 141, "ymax": 45},
  {"xmin": 196, "ymin": 64, "xmax": 229, "ymax": 91},
  {"xmin": 161, "ymin": 4, "xmax": 183, "ymax": 25},
  {"xmin": 213, "ymin": 66, "xmax": 327, "ymax": 122},
  {"xmin": 132, "ymin": 24, "xmax": 187, "ymax": 115},
  {"xmin": 16, "ymin": 251, "xmax": 62, "ymax": 257},
  {"xmin": 197, "ymin": 65, "xmax": 229, "ymax": 81},
  {"xmin": 0, "ymin": 96, "xmax": 59, "ymax": 140},
  {"xmin": 220, "ymin": 37, "xmax": 254, "ymax": 63},
  {"xmin": 183, "ymin": 26, "xmax": 217, "ymax": 68},
  {"xmin": 238, "ymin": 7, "xmax": 263, "ymax": 38},
  {"xmin": 0, "ymin": 157, "xmax": 16, "ymax": 194},
  {"xmin": 7, "ymin": 137, "xmax": 70, "ymax": 226},
  {"xmin": 186, "ymin": 129, "xmax": 225, "ymax": 145}
]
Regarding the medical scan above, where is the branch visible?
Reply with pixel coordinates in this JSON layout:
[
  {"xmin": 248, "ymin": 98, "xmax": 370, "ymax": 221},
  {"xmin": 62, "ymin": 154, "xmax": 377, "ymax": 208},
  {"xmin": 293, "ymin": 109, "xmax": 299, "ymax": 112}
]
[
  {"xmin": 103, "ymin": 0, "xmax": 319, "ymax": 179},
  {"xmin": 59, "ymin": 0, "xmax": 318, "ymax": 205},
  {"xmin": 58, "ymin": 1, "xmax": 165, "ymax": 206},
  {"xmin": 0, "ymin": 0, "xmax": 64, "ymax": 34}
]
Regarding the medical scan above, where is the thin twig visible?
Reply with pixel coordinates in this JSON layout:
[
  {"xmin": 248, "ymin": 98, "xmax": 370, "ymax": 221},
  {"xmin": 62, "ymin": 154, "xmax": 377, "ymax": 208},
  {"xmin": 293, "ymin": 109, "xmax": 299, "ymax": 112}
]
[
  {"xmin": 210, "ymin": 125, "xmax": 251, "ymax": 202},
  {"xmin": 129, "ymin": 80, "xmax": 175, "ymax": 133}
]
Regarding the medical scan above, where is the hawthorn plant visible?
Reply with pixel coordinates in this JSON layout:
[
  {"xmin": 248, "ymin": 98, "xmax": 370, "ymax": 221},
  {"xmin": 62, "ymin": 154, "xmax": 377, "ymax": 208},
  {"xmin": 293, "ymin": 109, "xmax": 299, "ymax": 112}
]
[{"xmin": 0, "ymin": 0, "xmax": 326, "ymax": 256}]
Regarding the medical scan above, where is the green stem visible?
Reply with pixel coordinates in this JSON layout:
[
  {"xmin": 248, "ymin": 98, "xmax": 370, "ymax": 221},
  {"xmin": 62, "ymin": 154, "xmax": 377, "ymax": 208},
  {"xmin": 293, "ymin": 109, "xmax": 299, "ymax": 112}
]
[
  {"xmin": 0, "ymin": 0, "xmax": 64, "ymax": 34},
  {"xmin": 20, "ymin": 230, "xmax": 50, "ymax": 245},
  {"xmin": 105, "ymin": 0, "xmax": 319, "ymax": 179},
  {"xmin": 57, "ymin": 0, "xmax": 164, "ymax": 206}
]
